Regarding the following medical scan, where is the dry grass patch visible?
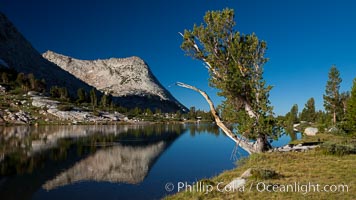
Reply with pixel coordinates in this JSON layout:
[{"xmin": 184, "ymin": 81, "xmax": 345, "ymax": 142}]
[{"xmin": 165, "ymin": 149, "xmax": 356, "ymax": 200}]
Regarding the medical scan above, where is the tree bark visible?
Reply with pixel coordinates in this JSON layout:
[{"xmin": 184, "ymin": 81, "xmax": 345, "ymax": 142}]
[
  {"xmin": 254, "ymin": 134, "xmax": 272, "ymax": 153},
  {"xmin": 333, "ymin": 109, "xmax": 336, "ymax": 125},
  {"xmin": 176, "ymin": 82, "xmax": 261, "ymax": 154}
]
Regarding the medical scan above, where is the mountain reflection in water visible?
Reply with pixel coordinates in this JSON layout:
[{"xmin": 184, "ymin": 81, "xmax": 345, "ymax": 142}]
[
  {"xmin": 0, "ymin": 124, "xmax": 299, "ymax": 200},
  {"xmin": 0, "ymin": 124, "xmax": 188, "ymax": 200},
  {"xmin": 43, "ymin": 142, "xmax": 166, "ymax": 189}
]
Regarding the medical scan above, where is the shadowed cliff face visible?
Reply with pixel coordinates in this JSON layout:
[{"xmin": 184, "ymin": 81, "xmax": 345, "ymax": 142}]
[
  {"xmin": 0, "ymin": 12, "xmax": 186, "ymax": 112},
  {"xmin": 0, "ymin": 13, "xmax": 93, "ymax": 94}
]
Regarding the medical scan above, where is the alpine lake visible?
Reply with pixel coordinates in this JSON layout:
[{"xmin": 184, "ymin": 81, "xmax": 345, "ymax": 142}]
[{"xmin": 0, "ymin": 123, "xmax": 300, "ymax": 200}]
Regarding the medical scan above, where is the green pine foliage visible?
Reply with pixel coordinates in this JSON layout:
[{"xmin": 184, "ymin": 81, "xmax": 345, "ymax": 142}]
[
  {"xmin": 286, "ymin": 104, "xmax": 299, "ymax": 124},
  {"xmin": 90, "ymin": 88, "xmax": 97, "ymax": 109},
  {"xmin": 98, "ymin": 94, "xmax": 112, "ymax": 110},
  {"xmin": 76, "ymin": 88, "xmax": 87, "ymax": 103},
  {"xmin": 188, "ymin": 106, "xmax": 196, "ymax": 120},
  {"xmin": 284, "ymin": 104, "xmax": 299, "ymax": 133},
  {"xmin": 339, "ymin": 91, "xmax": 350, "ymax": 121},
  {"xmin": 100, "ymin": 94, "xmax": 108, "ymax": 108},
  {"xmin": 323, "ymin": 65, "xmax": 342, "ymax": 124},
  {"xmin": 145, "ymin": 108, "xmax": 153, "ymax": 116},
  {"xmin": 1, "ymin": 72, "xmax": 9, "ymax": 83},
  {"xmin": 1, "ymin": 68, "xmax": 45, "ymax": 93},
  {"xmin": 181, "ymin": 8, "xmax": 278, "ymax": 142},
  {"xmin": 50, "ymin": 86, "xmax": 69, "ymax": 100},
  {"xmin": 300, "ymin": 97, "xmax": 316, "ymax": 123},
  {"xmin": 345, "ymin": 78, "xmax": 356, "ymax": 134}
]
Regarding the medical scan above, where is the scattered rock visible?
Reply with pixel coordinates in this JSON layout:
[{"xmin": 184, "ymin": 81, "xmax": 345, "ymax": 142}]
[
  {"xmin": 226, "ymin": 168, "xmax": 253, "ymax": 191},
  {"xmin": 240, "ymin": 168, "xmax": 252, "ymax": 178},
  {"xmin": 27, "ymin": 91, "xmax": 40, "ymax": 96},
  {"xmin": 328, "ymin": 127, "xmax": 339, "ymax": 134},
  {"xmin": 31, "ymin": 94, "xmax": 126, "ymax": 123},
  {"xmin": 304, "ymin": 127, "xmax": 318, "ymax": 136},
  {"xmin": 226, "ymin": 178, "xmax": 246, "ymax": 190},
  {"xmin": 31, "ymin": 96, "xmax": 59, "ymax": 109},
  {"xmin": 0, "ymin": 85, "xmax": 6, "ymax": 93},
  {"xmin": 270, "ymin": 143, "xmax": 319, "ymax": 152},
  {"xmin": 2, "ymin": 110, "xmax": 32, "ymax": 124}
]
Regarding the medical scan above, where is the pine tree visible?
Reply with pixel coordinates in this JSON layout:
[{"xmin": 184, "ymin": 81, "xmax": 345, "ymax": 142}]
[
  {"xmin": 16, "ymin": 73, "xmax": 26, "ymax": 86},
  {"xmin": 27, "ymin": 73, "xmax": 36, "ymax": 90},
  {"xmin": 339, "ymin": 91, "xmax": 350, "ymax": 120},
  {"xmin": 59, "ymin": 87, "xmax": 69, "ymax": 100},
  {"xmin": 16, "ymin": 72, "xmax": 30, "ymax": 91},
  {"xmin": 77, "ymin": 88, "xmax": 86, "ymax": 103},
  {"xmin": 100, "ymin": 94, "xmax": 109, "ymax": 108},
  {"xmin": 35, "ymin": 79, "xmax": 46, "ymax": 92},
  {"xmin": 175, "ymin": 110, "xmax": 182, "ymax": 119},
  {"xmin": 90, "ymin": 88, "xmax": 97, "ymax": 109},
  {"xmin": 323, "ymin": 65, "xmax": 342, "ymax": 124},
  {"xmin": 106, "ymin": 94, "xmax": 112, "ymax": 107},
  {"xmin": 285, "ymin": 104, "xmax": 298, "ymax": 124},
  {"xmin": 145, "ymin": 108, "xmax": 153, "ymax": 116},
  {"xmin": 131, "ymin": 107, "xmax": 141, "ymax": 116},
  {"xmin": 39, "ymin": 79, "xmax": 46, "ymax": 92},
  {"xmin": 188, "ymin": 106, "xmax": 196, "ymax": 120},
  {"xmin": 300, "ymin": 98, "xmax": 316, "ymax": 123},
  {"xmin": 109, "ymin": 101, "xmax": 115, "ymax": 111},
  {"xmin": 154, "ymin": 108, "xmax": 161, "ymax": 115},
  {"xmin": 345, "ymin": 78, "xmax": 356, "ymax": 134},
  {"xmin": 180, "ymin": 8, "xmax": 278, "ymax": 152},
  {"xmin": 50, "ymin": 86, "xmax": 60, "ymax": 98},
  {"xmin": 1, "ymin": 72, "xmax": 9, "ymax": 83}
]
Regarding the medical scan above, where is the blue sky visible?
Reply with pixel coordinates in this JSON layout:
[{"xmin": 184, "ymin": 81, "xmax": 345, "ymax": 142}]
[{"xmin": 2, "ymin": 0, "xmax": 356, "ymax": 115}]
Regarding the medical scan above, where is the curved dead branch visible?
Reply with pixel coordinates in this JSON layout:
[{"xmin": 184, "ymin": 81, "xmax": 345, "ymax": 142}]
[{"xmin": 176, "ymin": 82, "xmax": 257, "ymax": 154}]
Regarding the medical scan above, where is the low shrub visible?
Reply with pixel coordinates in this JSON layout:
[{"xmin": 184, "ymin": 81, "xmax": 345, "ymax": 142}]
[
  {"xmin": 250, "ymin": 168, "xmax": 280, "ymax": 180},
  {"xmin": 320, "ymin": 142, "xmax": 356, "ymax": 156}
]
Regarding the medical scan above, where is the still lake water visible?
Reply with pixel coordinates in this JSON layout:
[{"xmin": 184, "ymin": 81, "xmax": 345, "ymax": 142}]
[{"xmin": 0, "ymin": 124, "xmax": 300, "ymax": 200}]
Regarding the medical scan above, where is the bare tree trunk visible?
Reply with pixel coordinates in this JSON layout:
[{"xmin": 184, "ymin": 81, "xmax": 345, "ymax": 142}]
[
  {"xmin": 177, "ymin": 82, "xmax": 260, "ymax": 154},
  {"xmin": 333, "ymin": 110, "xmax": 336, "ymax": 125},
  {"xmin": 254, "ymin": 134, "xmax": 272, "ymax": 153}
]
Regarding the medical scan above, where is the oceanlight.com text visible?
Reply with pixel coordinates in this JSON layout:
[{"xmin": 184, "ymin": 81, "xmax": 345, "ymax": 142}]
[{"xmin": 255, "ymin": 182, "xmax": 349, "ymax": 194}]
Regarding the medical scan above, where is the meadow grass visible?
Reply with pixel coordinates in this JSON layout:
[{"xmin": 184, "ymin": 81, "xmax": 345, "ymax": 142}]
[{"xmin": 165, "ymin": 134, "xmax": 356, "ymax": 200}]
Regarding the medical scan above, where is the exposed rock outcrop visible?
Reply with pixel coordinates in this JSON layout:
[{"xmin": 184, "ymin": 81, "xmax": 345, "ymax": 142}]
[
  {"xmin": 270, "ymin": 143, "xmax": 319, "ymax": 152},
  {"xmin": 42, "ymin": 51, "xmax": 186, "ymax": 112},
  {"xmin": 2, "ymin": 110, "xmax": 32, "ymax": 124},
  {"xmin": 304, "ymin": 127, "xmax": 318, "ymax": 136},
  {"xmin": 30, "ymin": 93, "xmax": 126, "ymax": 122},
  {"xmin": 0, "ymin": 12, "xmax": 186, "ymax": 112},
  {"xmin": 0, "ymin": 85, "xmax": 6, "ymax": 93}
]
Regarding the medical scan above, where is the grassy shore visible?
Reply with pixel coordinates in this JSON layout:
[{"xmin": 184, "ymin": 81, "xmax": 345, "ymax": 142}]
[{"xmin": 165, "ymin": 133, "xmax": 356, "ymax": 200}]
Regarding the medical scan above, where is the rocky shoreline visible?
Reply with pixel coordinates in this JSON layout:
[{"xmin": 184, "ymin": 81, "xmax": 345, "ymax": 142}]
[
  {"xmin": 0, "ymin": 91, "xmax": 129, "ymax": 125},
  {"xmin": 30, "ymin": 92, "xmax": 127, "ymax": 123}
]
